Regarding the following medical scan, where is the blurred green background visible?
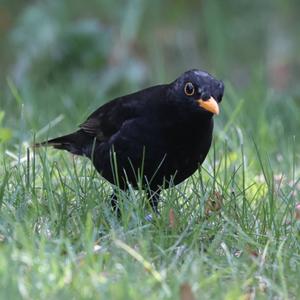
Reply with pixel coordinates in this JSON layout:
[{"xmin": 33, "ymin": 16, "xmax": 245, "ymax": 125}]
[{"xmin": 0, "ymin": 0, "xmax": 300, "ymax": 152}]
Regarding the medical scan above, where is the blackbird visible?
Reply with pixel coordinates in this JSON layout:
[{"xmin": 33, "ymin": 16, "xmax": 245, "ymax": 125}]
[{"xmin": 36, "ymin": 69, "xmax": 224, "ymax": 213}]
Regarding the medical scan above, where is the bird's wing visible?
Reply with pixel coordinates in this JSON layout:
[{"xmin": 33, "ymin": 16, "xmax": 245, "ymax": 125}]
[
  {"xmin": 79, "ymin": 85, "xmax": 166, "ymax": 142},
  {"xmin": 79, "ymin": 97, "xmax": 137, "ymax": 141}
]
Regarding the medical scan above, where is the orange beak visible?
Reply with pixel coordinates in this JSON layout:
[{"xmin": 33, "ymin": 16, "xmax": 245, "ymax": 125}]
[{"xmin": 196, "ymin": 97, "xmax": 219, "ymax": 115}]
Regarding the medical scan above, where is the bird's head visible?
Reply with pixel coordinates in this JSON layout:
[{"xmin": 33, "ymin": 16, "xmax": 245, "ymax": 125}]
[{"xmin": 169, "ymin": 69, "xmax": 224, "ymax": 115}]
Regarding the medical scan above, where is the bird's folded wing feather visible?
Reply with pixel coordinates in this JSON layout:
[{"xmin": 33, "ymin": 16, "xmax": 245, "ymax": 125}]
[
  {"xmin": 79, "ymin": 85, "xmax": 165, "ymax": 142},
  {"xmin": 79, "ymin": 96, "xmax": 138, "ymax": 142}
]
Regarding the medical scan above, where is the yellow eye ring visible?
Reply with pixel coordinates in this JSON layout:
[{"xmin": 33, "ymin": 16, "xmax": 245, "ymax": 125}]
[{"xmin": 184, "ymin": 82, "xmax": 195, "ymax": 96}]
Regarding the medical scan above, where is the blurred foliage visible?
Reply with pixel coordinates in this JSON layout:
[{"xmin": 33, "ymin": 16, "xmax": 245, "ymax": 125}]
[
  {"xmin": 0, "ymin": 111, "xmax": 12, "ymax": 142},
  {"xmin": 1, "ymin": 0, "xmax": 300, "ymax": 87}
]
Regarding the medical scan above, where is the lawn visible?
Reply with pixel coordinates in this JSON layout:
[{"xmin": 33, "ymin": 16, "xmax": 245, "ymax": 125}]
[{"xmin": 1, "ymin": 1, "xmax": 300, "ymax": 299}]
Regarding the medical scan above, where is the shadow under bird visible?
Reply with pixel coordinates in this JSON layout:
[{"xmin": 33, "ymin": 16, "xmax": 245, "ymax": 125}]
[{"xmin": 35, "ymin": 69, "xmax": 224, "ymax": 214}]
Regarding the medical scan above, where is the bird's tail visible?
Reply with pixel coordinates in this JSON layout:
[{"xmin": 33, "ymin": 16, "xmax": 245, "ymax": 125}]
[{"xmin": 34, "ymin": 130, "xmax": 95, "ymax": 157}]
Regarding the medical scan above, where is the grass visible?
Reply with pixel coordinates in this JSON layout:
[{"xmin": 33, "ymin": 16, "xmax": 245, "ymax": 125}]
[{"xmin": 0, "ymin": 78, "xmax": 300, "ymax": 299}]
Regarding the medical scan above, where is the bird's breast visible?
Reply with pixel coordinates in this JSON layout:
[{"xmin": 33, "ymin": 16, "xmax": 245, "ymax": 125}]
[{"xmin": 93, "ymin": 115, "xmax": 213, "ymax": 188}]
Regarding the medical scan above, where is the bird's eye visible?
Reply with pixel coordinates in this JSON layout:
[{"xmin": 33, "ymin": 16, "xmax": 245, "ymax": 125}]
[{"xmin": 184, "ymin": 82, "xmax": 195, "ymax": 96}]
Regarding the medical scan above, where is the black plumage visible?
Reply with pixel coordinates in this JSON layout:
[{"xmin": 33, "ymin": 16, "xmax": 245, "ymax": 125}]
[{"xmin": 36, "ymin": 69, "xmax": 224, "ymax": 213}]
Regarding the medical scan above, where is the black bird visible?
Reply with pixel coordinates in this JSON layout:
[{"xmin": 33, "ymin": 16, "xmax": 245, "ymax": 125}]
[{"xmin": 36, "ymin": 69, "xmax": 224, "ymax": 213}]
